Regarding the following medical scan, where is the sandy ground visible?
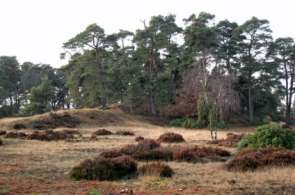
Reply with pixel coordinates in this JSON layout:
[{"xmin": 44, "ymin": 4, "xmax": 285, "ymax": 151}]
[{"xmin": 0, "ymin": 110, "xmax": 294, "ymax": 195}]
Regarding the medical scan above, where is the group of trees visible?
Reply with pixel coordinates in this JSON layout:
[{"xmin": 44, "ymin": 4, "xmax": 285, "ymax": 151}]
[{"xmin": 1, "ymin": 12, "xmax": 295, "ymax": 124}]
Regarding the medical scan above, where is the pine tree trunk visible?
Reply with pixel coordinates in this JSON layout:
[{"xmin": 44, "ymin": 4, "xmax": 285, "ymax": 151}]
[{"xmin": 248, "ymin": 88, "xmax": 254, "ymax": 123}]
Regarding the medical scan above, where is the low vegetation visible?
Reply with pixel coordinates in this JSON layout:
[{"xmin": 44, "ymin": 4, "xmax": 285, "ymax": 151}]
[
  {"xmin": 138, "ymin": 162, "xmax": 174, "ymax": 177},
  {"xmin": 157, "ymin": 132, "xmax": 185, "ymax": 143},
  {"xmin": 238, "ymin": 123, "xmax": 295, "ymax": 150},
  {"xmin": 135, "ymin": 136, "xmax": 144, "ymax": 142},
  {"xmin": 0, "ymin": 130, "xmax": 6, "ymax": 136},
  {"xmin": 208, "ymin": 133, "xmax": 245, "ymax": 147},
  {"xmin": 115, "ymin": 130, "xmax": 135, "ymax": 136},
  {"xmin": 93, "ymin": 129, "xmax": 113, "ymax": 136},
  {"xmin": 173, "ymin": 146, "xmax": 231, "ymax": 163},
  {"xmin": 5, "ymin": 131, "xmax": 27, "ymax": 139},
  {"xmin": 70, "ymin": 156, "xmax": 137, "ymax": 181},
  {"xmin": 0, "ymin": 138, "xmax": 3, "ymax": 145},
  {"xmin": 226, "ymin": 148, "xmax": 295, "ymax": 171}
]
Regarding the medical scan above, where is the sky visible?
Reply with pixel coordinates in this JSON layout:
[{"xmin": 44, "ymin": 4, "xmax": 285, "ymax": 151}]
[{"xmin": 0, "ymin": 0, "xmax": 295, "ymax": 67}]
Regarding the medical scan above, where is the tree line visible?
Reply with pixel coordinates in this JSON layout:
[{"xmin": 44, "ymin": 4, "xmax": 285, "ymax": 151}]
[{"xmin": 1, "ymin": 12, "xmax": 295, "ymax": 124}]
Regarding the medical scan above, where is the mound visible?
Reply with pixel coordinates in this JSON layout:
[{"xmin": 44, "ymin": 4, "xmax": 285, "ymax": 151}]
[
  {"xmin": 226, "ymin": 148, "xmax": 295, "ymax": 171},
  {"xmin": 93, "ymin": 129, "xmax": 113, "ymax": 136},
  {"xmin": 115, "ymin": 130, "xmax": 135, "ymax": 136},
  {"xmin": 173, "ymin": 146, "xmax": 231, "ymax": 163},
  {"xmin": 208, "ymin": 133, "xmax": 244, "ymax": 147},
  {"xmin": 133, "ymin": 147, "xmax": 173, "ymax": 161},
  {"xmin": 157, "ymin": 132, "xmax": 185, "ymax": 143},
  {"xmin": 138, "ymin": 162, "xmax": 174, "ymax": 177},
  {"xmin": 70, "ymin": 156, "xmax": 137, "ymax": 181}
]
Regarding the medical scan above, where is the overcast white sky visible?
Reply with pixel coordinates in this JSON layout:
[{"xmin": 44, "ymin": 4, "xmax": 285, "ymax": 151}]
[{"xmin": 0, "ymin": 0, "xmax": 294, "ymax": 67}]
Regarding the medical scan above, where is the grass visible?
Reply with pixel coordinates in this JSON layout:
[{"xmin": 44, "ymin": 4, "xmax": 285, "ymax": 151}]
[{"xmin": 1, "ymin": 108, "xmax": 292, "ymax": 194}]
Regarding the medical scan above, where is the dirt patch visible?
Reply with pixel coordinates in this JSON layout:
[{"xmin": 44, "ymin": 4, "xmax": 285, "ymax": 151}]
[{"xmin": 226, "ymin": 148, "xmax": 295, "ymax": 171}]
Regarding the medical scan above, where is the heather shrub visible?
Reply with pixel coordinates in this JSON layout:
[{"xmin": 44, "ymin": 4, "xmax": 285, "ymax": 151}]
[
  {"xmin": 70, "ymin": 156, "xmax": 137, "ymax": 180},
  {"xmin": 0, "ymin": 138, "xmax": 3, "ymax": 145},
  {"xmin": 93, "ymin": 129, "xmax": 113, "ymax": 136},
  {"xmin": 120, "ymin": 139, "xmax": 160, "ymax": 155},
  {"xmin": 208, "ymin": 133, "xmax": 245, "ymax": 147},
  {"xmin": 100, "ymin": 150, "xmax": 123, "ymax": 158},
  {"xmin": 135, "ymin": 136, "xmax": 144, "ymax": 142},
  {"xmin": 115, "ymin": 130, "xmax": 135, "ymax": 136},
  {"xmin": 13, "ymin": 123, "xmax": 26, "ymax": 130},
  {"xmin": 238, "ymin": 123, "xmax": 295, "ymax": 150},
  {"xmin": 173, "ymin": 146, "xmax": 231, "ymax": 163},
  {"xmin": 0, "ymin": 130, "xmax": 6, "ymax": 136},
  {"xmin": 5, "ymin": 131, "xmax": 27, "ymax": 139},
  {"xmin": 157, "ymin": 132, "xmax": 185, "ymax": 143},
  {"xmin": 133, "ymin": 147, "xmax": 173, "ymax": 161},
  {"xmin": 226, "ymin": 148, "xmax": 295, "ymax": 171},
  {"xmin": 138, "ymin": 162, "xmax": 174, "ymax": 177}
]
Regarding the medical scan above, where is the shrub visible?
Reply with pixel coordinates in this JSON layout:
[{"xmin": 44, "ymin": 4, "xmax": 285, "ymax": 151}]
[
  {"xmin": 115, "ymin": 130, "xmax": 135, "ymax": 136},
  {"xmin": 70, "ymin": 156, "xmax": 137, "ymax": 180},
  {"xmin": 100, "ymin": 150, "xmax": 123, "ymax": 158},
  {"xmin": 226, "ymin": 148, "xmax": 295, "ymax": 171},
  {"xmin": 173, "ymin": 146, "xmax": 231, "ymax": 163},
  {"xmin": 0, "ymin": 130, "xmax": 7, "ymax": 136},
  {"xmin": 0, "ymin": 139, "xmax": 3, "ymax": 145},
  {"xmin": 120, "ymin": 139, "xmax": 160, "ymax": 155},
  {"xmin": 13, "ymin": 123, "xmax": 26, "ymax": 130},
  {"xmin": 208, "ymin": 133, "xmax": 245, "ymax": 147},
  {"xmin": 93, "ymin": 129, "xmax": 113, "ymax": 136},
  {"xmin": 27, "ymin": 130, "xmax": 75, "ymax": 141},
  {"xmin": 157, "ymin": 132, "xmax": 185, "ymax": 143},
  {"xmin": 135, "ymin": 136, "xmax": 144, "ymax": 142},
  {"xmin": 133, "ymin": 147, "xmax": 173, "ymax": 161},
  {"xmin": 238, "ymin": 123, "xmax": 295, "ymax": 150},
  {"xmin": 138, "ymin": 162, "xmax": 174, "ymax": 177},
  {"xmin": 169, "ymin": 118, "xmax": 200, "ymax": 129},
  {"xmin": 5, "ymin": 131, "xmax": 27, "ymax": 139}
]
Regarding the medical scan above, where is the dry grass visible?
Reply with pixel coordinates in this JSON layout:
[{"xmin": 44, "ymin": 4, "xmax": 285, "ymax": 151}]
[{"xmin": 0, "ymin": 108, "xmax": 292, "ymax": 194}]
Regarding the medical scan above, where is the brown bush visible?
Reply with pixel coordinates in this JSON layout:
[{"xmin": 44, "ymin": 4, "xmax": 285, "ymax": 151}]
[
  {"xmin": 27, "ymin": 130, "xmax": 75, "ymax": 141},
  {"xmin": 13, "ymin": 123, "xmax": 26, "ymax": 130},
  {"xmin": 0, "ymin": 139, "xmax": 3, "ymax": 145},
  {"xmin": 115, "ymin": 130, "xmax": 135, "ymax": 136},
  {"xmin": 226, "ymin": 148, "xmax": 295, "ymax": 171},
  {"xmin": 208, "ymin": 133, "xmax": 244, "ymax": 147},
  {"xmin": 138, "ymin": 162, "xmax": 174, "ymax": 177},
  {"xmin": 0, "ymin": 130, "xmax": 6, "ymax": 136},
  {"xmin": 133, "ymin": 147, "xmax": 173, "ymax": 161},
  {"xmin": 93, "ymin": 129, "xmax": 113, "ymax": 136},
  {"xmin": 135, "ymin": 136, "xmax": 144, "ymax": 142},
  {"xmin": 157, "ymin": 132, "xmax": 185, "ymax": 143},
  {"xmin": 120, "ymin": 139, "xmax": 160, "ymax": 156},
  {"xmin": 31, "ymin": 113, "xmax": 80, "ymax": 130},
  {"xmin": 100, "ymin": 150, "xmax": 123, "ymax": 158},
  {"xmin": 70, "ymin": 156, "xmax": 137, "ymax": 180},
  {"xmin": 5, "ymin": 132, "xmax": 27, "ymax": 139},
  {"xmin": 173, "ymin": 146, "xmax": 231, "ymax": 163}
]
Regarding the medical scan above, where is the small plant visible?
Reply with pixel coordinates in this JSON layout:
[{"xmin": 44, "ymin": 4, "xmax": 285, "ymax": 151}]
[
  {"xmin": 157, "ymin": 132, "xmax": 185, "ymax": 143},
  {"xmin": 120, "ymin": 139, "xmax": 160, "ymax": 155},
  {"xmin": 13, "ymin": 123, "xmax": 26, "ymax": 130},
  {"xmin": 238, "ymin": 123, "xmax": 295, "ymax": 150},
  {"xmin": 100, "ymin": 150, "xmax": 123, "ymax": 158},
  {"xmin": 133, "ymin": 147, "xmax": 173, "ymax": 161},
  {"xmin": 0, "ymin": 130, "xmax": 7, "ymax": 136},
  {"xmin": 0, "ymin": 138, "xmax": 3, "ymax": 145},
  {"xmin": 138, "ymin": 162, "xmax": 174, "ymax": 177}
]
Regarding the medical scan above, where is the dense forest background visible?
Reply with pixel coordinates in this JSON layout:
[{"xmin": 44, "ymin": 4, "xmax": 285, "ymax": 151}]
[{"xmin": 1, "ymin": 12, "xmax": 295, "ymax": 125}]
